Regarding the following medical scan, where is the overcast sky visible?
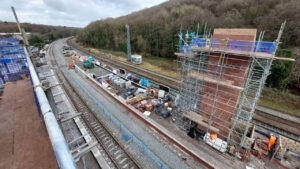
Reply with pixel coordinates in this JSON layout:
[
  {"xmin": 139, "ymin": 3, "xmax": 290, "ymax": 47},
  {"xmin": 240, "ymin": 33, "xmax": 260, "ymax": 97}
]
[{"xmin": 0, "ymin": 0, "xmax": 167, "ymax": 28}]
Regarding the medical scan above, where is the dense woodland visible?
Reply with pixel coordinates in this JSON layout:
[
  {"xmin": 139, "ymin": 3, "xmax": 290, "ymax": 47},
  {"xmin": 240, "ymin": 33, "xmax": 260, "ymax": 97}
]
[
  {"xmin": 78, "ymin": 0, "xmax": 299, "ymax": 54},
  {"xmin": 78, "ymin": 0, "xmax": 300, "ymax": 92}
]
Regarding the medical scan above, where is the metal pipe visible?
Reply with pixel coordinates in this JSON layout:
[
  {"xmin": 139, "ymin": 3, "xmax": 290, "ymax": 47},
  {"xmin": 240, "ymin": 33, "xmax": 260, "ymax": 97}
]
[
  {"xmin": 24, "ymin": 47, "xmax": 77, "ymax": 169},
  {"xmin": 11, "ymin": 7, "xmax": 31, "ymax": 56}
]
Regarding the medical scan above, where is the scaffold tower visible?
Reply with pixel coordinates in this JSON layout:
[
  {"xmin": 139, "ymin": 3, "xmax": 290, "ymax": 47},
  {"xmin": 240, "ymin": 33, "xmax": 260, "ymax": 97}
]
[{"xmin": 175, "ymin": 22, "xmax": 288, "ymax": 152}]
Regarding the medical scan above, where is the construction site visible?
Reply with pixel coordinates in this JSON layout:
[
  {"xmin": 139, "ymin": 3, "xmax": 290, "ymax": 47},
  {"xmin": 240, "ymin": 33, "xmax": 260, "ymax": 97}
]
[
  {"xmin": 1, "ymin": 5, "xmax": 300, "ymax": 169},
  {"xmin": 175, "ymin": 22, "xmax": 298, "ymax": 156}
]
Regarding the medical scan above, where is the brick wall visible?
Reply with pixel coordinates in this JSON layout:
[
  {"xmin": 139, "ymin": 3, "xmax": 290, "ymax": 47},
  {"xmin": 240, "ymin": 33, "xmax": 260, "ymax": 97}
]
[{"xmin": 197, "ymin": 54, "xmax": 250, "ymax": 139}]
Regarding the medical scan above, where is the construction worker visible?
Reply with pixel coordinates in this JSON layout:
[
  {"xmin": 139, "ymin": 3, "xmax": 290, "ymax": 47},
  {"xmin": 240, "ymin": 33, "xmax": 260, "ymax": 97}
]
[
  {"xmin": 71, "ymin": 52, "xmax": 77, "ymax": 65},
  {"xmin": 268, "ymin": 133, "xmax": 276, "ymax": 151}
]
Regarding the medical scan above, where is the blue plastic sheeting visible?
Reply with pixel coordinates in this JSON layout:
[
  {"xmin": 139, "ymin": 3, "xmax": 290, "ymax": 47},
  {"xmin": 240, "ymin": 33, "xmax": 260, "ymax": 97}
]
[
  {"xmin": 0, "ymin": 46, "xmax": 24, "ymax": 56},
  {"xmin": 185, "ymin": 37, "xmax": 276, "ymax": 54},
  {"xmin": 210, "ymin": 38, "xmax": 223, "ymax": 49},
  {"xmin": 226, "ymin": 40, "xmax": 255, "ymax": 52},
  {"xmin": 192, "ymin": 37, "xmax": 207, "ymax": 47},
  {"xmin": 7, "ymin": 72, "xmax": 24, "ymax": 81},
  {"xmin": 0, "ymin": 38, "xmax": 19, "ymax": 46},
  {"xmin": 254, "ymin": 42, "xmax": 276, "ymax": 54},
  {"xmin": 182, "ymin": 45, "xmax": 192, "ymax": 54},
  {"xmin": 0, "ymin": 58, "xmax": 12, "ymax": 64},
  {"xmin": 0, "ymin": 38, "xmax": 29, "ymax": 84},
  {"xmin": 140, "ymin": 77, "xmax": 151, "ymax": 87}
]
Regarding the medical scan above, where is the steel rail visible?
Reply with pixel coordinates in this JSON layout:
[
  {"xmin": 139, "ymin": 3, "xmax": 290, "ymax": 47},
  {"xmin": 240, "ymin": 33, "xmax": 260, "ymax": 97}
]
[
  {"xmin": 68, "ymin": 38, "xmax": 300, "ymax": 142},
  {"xmin": 25, "ymin": 47, "xmax": 77, "ymax": 169},
  {"xmin": 50, "ymin": 42, "xmax": 141, "ymax": 169},
  {"xmin": 73, "ymin": 64, "xmax": 214, "ymax": 169}
]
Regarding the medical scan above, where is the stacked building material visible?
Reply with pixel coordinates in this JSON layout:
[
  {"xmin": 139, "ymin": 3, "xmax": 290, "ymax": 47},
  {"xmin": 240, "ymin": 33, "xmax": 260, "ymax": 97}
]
[{"xmin": 0, "ymin": 38, "xmax": 29, "ymax": 85}]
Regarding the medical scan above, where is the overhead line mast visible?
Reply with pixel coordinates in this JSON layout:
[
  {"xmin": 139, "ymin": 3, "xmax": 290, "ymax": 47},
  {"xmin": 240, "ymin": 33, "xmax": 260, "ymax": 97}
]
[{"xmin": 126, "ymin": 24, "xmax": 131, "ymax": 61}]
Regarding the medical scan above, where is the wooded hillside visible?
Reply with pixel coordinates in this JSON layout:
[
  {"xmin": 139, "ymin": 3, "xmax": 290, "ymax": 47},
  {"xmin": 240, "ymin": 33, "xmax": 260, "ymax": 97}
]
[
  {"xmin": 78, "ymin": 0, "xmax": 299, "ymax": 57},
  {"xmin": 0, "ymin": 21, "xmax": 79, "ymax": 47},
  {"xmin": 0, "ymin": 21, "xmax": 78, "ymax": 37},
  {"xmin": 78, "ymin": 0, "xmax": 300, "ymax": 92}
]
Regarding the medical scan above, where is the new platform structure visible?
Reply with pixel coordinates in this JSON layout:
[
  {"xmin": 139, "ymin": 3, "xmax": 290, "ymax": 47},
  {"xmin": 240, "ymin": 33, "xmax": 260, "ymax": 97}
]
[{"xmin": 175, "ymin": 22, "xmax": 291, "ymax": 152}]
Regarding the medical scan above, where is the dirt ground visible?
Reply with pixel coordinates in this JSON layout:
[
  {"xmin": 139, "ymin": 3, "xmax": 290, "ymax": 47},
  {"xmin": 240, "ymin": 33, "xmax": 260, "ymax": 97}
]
[{"xmin": 0, "ymin": 79, "xmax": 57, "ymax": 169}]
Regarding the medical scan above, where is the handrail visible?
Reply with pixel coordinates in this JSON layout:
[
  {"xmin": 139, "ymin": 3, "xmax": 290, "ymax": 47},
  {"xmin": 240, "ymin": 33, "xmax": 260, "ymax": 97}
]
[
  {"xmin": 24, "ymin": 47, "xmax": 77, "ymax": 169},
  {"xmin": 191, "ymin": 37, "xmax": 276, "ymax": 54}
]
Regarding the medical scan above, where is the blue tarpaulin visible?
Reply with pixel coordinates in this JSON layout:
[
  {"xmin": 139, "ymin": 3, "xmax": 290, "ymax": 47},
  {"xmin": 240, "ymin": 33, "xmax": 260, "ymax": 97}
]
[
  {"xmin": 254, "ymin": 42, "xmax": 276, "ymax": 54},
  {"xmin": 140, "ymin": 77, "xmax": 151, "ymax": 87},
  {"xmin": 0, "ymin": 58, "xmax": 12, "ymax": 64},
  {"xmin": 186, "ymin": 37, "xmax": 276, "ymax": 54},
  {"xmin": 0, "ymin": 38, "xmax": 29, "ymax": 85},
  {"xmin": 192, "ymin": 37, "xmax": 207, "ymax": 47}
]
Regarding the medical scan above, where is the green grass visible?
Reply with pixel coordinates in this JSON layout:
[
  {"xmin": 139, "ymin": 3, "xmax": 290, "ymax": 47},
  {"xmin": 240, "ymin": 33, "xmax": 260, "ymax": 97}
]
[
  {"xmin": 259, "ymin": 88, "xmax": 300, "ymax": 117},
  {"xmin": 74, "ymin": 39, "xmax": 180, "ymax": 79}
]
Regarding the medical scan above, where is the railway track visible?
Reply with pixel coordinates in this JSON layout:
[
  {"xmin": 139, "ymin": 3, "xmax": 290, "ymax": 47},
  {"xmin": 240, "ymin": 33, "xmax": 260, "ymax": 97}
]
[
  {"xmin": 54, "ymin": 40, "xmax": 216, "ymax": 169},
  {"xmin": 67, "ymin": 38, "xmax": 299, "ymax": 142},
  {"xmin": 67, "ymin": 38, "xmax": 180, "ymax": 90},
  {"xmin": 50, "ymin": 44, "xmax": 140, "ymax": 169},
  {"xmin": 253, "ymin": 111, "xmax": 300, "ymax": 142}
]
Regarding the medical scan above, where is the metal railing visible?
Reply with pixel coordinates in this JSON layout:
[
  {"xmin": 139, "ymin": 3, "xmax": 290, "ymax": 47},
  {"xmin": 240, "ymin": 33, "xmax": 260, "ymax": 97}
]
[
  {"xmin": 25, "ymin": 47, "xmax": 77, "ymax": 169},
  {"xmin": 190, "ymin": 37, "xmax": 276, "ymax": 54}
]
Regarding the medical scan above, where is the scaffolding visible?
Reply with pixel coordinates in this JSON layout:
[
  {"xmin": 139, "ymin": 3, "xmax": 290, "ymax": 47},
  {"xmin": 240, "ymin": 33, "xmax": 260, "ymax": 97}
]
[
  {"xmin": 0, "ymin": 38, "xmax": 29, "ymax": 85},
  {"xmin": 175, "ymin": 22, "xmax": 288, "ymax": 152}
]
